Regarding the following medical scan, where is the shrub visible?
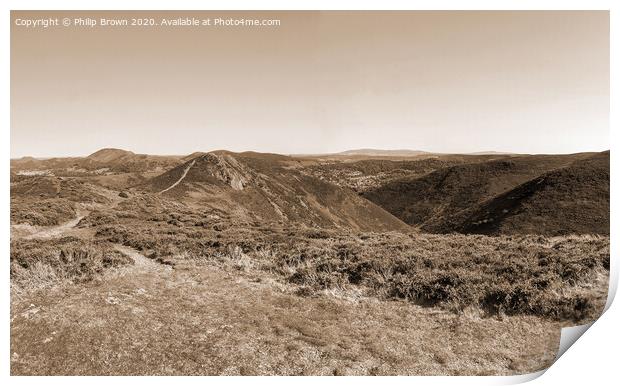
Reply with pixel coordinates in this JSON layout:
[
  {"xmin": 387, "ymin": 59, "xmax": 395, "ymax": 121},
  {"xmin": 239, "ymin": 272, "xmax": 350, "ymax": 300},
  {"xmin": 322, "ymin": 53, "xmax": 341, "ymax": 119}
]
[
  {"xmin": 10, "ymin": 238, "xmax": 133, "ymax": 294},
  {"xmin": 11, "ymin": 198, "xmax": 76, "ymax": 226}
]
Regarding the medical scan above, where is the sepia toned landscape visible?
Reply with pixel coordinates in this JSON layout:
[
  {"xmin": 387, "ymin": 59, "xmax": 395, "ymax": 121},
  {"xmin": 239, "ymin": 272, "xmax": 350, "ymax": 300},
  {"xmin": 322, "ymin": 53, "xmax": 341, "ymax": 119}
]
[
  {"xmin": 10, "ymin": 10, "xmax": 610, "ymax": 376},
  {"xmin": 10, "ymin": 148, "xmax": 609, "ymax": 375}
]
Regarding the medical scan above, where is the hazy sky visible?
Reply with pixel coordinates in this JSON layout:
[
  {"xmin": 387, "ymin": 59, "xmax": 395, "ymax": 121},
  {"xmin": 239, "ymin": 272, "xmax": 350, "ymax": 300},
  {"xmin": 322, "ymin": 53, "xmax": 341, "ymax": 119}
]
[{"xmin": 11, "ymin": 11, "xmax": 609, "ymax": 157}]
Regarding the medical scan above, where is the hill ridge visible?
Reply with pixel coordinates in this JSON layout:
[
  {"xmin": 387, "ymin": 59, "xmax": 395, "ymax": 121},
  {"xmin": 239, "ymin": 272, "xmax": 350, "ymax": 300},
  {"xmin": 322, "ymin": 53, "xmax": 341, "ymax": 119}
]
[
  {"xmin": 362, "ymin": 151, "xmax": 608, "ymax": 235},
  {"xmin": 146, "ymin": 151, "xmax": 410, "ymax": 232},
  {"xmin": 458, "ymin": 152, "xmax": 610, "ymax": 236}
]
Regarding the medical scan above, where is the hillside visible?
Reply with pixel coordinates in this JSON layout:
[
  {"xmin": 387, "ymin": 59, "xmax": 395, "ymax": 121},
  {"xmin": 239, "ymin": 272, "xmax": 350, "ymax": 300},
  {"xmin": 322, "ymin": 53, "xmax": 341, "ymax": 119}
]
[
  {"xmin": 10, "ymin": 174, "xmax": 111, "ymax": 226},
  {"xmin": 459, "ymin": 152, "xmax": 610, "ymax": 236},
  {"xmin": 11, "ymin": 148, "xmax": 183, "ymax": 175},
  {"xmin": 87, "ymin": 148, "xmax": 135, "ymax": 163},
  {"xmin": 302, "ymin": 158, "xmax": 465, "ymax": 192},
  {"xmin": 10, "ymin": 156, "xmax": 82, "ymax": 173},
  {"xmin": 83, "ymin": 148, "xmax": 183, "ymax": 173},
  {"xmin": 146, "ymin": 152, "xmax": 411, "ymax": 232},
  {"xmin": 362, "ymin": 153, "xmax": 599, "ymax": 233}
]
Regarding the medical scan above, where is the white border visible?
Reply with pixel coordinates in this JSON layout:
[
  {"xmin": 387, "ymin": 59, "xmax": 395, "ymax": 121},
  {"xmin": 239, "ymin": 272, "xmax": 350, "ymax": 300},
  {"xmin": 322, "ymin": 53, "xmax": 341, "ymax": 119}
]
[{"xmin": 2, "ymin": 1, "xmax": 617, "ymax": 385}]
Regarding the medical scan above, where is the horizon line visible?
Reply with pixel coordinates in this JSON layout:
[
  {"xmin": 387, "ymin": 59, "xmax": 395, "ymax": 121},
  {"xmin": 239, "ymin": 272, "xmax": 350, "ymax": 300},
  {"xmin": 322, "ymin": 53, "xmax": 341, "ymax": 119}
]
[{"xmin": 9, "ymin": 146, "xmax": 611, "ymax": 160}]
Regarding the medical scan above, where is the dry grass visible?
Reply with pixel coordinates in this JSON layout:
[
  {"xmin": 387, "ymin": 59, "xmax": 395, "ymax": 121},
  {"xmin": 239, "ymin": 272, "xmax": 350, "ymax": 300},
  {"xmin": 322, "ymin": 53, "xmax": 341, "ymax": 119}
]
[
  {"xmin": 10, "ymin": 261, "xmax": 561, "ymax": 375},
  {"xmin": 89, "ymin": 212, "xmax": 609, "ymax": 322},
  {"xmin": 10, "ymin": 237, "xmax": 133, "ymax": 296}
]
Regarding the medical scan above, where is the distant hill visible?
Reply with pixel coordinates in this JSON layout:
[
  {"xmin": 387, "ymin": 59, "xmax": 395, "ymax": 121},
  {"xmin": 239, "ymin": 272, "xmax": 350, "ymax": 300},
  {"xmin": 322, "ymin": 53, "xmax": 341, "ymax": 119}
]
[
  {"xmin": 87, "ymin": 148, "xmax": 135, "ymax": 163},
  {"xmin": 467, "ymin": 151, "xmax": 517, "ymax": 155},
  {"xmin": 362, "ymin": 152, "xmax": 602, "ymax": 234},
  {"xmin": 11, "ymin": 148, "xmax": 183, "ymax": 175},
  {"xmin": 302, "ymin": 158, "xmax": 466, "ymax": 192},
  {"xmin": 335, "ymin": 149, "xmax": 428, "ymax": 157},
  {"xmin": 146, "ymin": 151, "xmax": 411, "ymax": 232},
  {"xmin": 458, "ymin": 151, "xmax": 609, "ymax": 236},
  {"xmin": 10, "ymin": 156, "xmax": 79, "ymax": 171}
]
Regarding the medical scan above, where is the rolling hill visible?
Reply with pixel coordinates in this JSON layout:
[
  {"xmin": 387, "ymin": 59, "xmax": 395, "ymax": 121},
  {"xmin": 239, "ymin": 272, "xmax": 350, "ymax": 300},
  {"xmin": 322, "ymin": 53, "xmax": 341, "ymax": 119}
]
[
  {"xmin": 145, "ymin": 151, "xmax": 411, "ymax": 232},
  {"xmin": 83, "ymin": 148, "xmax": 184, "ymax": 173},
  {"xmin": 11, "ymin": 148, "xmax": 183, "ymax": 175},
  {"xmin": 87, "ymin": 148, "xmax": 136, "ymax": 163},
  {"xmin": 362, "ymin": 152, "xmax": 605, "ymax": 234},
  {"xmin": 458, "ymin": 151, "xmax": 610, "ymax": 236}
]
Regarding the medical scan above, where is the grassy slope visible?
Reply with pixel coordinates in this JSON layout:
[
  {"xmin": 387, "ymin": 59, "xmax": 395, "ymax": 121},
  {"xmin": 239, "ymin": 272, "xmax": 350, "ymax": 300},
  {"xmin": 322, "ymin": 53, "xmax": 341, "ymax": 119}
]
[
  {"xmin": 10, "ymin": 176, "xmax": 109, "ymax": 226},
  {"xmin": 10, "ymin": 188, "xmax": 608, "ymax": 375},
  {"xmin": 11, "ymin": 258, "xmax": 560, "ymax": 375},
  {"xmin": 146, "ymin": 153, "xmax": 411, "ymax": 232},
  {"xmin": 362, "ymin": 153, "xmax": 600, "ymax": 234},
  {"xmin": 459, "ymin": 152, "xmax": 610, "ymax": 236},
  {"xmin": 90, "ymin": 212, "xmax": 609, "ymax": 322}
]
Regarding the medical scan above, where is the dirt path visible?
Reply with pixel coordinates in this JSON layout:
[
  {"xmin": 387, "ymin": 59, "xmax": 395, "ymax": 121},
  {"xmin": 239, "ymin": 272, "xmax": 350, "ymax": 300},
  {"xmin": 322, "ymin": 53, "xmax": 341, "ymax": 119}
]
[
  {"xmin": 159, "ymin": 160, "xmax": 195, "ymax": 194},
  {"xmin": 20, "ymin": 209, "xmax": 89, "ymax": 240},
  {"xmin": 10, "ymin": 257, "xmax": 561, "ymax": 376},
  {"xmin": 13, "ymin": 185, "xmax": 129, "ymax": 241},
  {"xmin": 112, "ymin": 244, "xmax": 163, "ymax": 271}
]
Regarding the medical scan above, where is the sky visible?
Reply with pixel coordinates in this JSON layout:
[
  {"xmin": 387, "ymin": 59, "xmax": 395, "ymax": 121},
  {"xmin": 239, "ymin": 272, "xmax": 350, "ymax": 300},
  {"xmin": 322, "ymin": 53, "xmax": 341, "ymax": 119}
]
[{"xmin": 11, "ymin": 11, "xmax": 609, "ymax": 158}]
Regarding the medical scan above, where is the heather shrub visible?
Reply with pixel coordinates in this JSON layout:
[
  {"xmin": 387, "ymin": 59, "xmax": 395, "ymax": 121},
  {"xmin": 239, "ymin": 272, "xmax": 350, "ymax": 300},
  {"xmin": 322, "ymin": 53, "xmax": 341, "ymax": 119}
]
[{"xmin": 11, "ymin": 237, "xmax": 133, "ymax": 294}]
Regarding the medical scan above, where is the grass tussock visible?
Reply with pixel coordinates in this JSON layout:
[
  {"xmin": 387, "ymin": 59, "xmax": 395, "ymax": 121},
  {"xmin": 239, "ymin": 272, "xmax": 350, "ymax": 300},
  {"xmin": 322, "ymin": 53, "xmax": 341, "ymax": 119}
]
[{"xmin": 11, "ymin": 236, "xmax": 133, "ymax": 295}]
